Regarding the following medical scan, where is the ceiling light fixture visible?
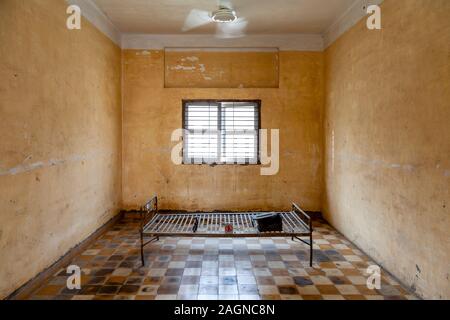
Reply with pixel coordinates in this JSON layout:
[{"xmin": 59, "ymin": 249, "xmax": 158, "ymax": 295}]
[{"xmin": 211, "ymin": 6, "xmax": 237, "ymax": 23}]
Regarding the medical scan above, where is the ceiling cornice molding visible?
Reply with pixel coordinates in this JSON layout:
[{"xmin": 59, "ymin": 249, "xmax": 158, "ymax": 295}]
[
  {"xmin": 322, "ymin": 0, "xmax": 384, "ymax": 49},
  {"xmin": 165, "ymin": 47, "xmax": 279, "ymax": 52},
  {"xmin": 65, "ymin": 0, "xmax": 121, "ymax": 46},
  {"xmin": 121, "ymin": 33, "xmax": 324, "ymax": 51},
  {"xmin": 65, "ymin": 0, "xmax": 384, "ymax": 51}
]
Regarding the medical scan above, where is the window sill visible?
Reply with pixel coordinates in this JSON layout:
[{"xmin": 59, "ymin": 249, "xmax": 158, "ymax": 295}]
[{"xmin": 181, "ymin": 162, "xmax": 261, "ymax": 167}]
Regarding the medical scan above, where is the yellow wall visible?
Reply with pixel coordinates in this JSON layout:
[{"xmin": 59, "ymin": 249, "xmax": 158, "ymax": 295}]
[
  {"xmin": 324, "ymin": 0, "xmax": 450, "ymax": 299},
  {"xmin": 123, "ymin": 50, "xmax": 324, "ymax": 212},
  {"xmin": 0, "ymin": 0, "xmax": 122, "ymax": 298}
]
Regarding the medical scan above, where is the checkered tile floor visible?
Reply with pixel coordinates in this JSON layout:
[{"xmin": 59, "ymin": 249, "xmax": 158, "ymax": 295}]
[{"xmin": 28, "ymin": 217, "xmax": 417, "ymax": 300}]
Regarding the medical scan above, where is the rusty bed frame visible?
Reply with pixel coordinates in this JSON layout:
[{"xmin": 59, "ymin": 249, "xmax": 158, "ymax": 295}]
[{"xmin": 139, "ymin": 196, "xmax": 314, "ymax": 267}]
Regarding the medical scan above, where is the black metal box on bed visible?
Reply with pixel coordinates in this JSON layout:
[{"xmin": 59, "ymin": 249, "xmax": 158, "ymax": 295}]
[{"xmin": 139, "ymin": 196, "xmax": 314, "ymax": 267}]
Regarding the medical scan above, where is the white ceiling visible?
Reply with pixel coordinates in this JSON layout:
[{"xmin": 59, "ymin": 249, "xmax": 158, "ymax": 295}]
[{"xmin": 92, "ymin": 0, "xmax": 357, "ymax": 35}]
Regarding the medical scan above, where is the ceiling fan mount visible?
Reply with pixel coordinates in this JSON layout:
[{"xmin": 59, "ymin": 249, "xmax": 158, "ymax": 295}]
[{"xmin": 211, "ymin": 6, "xmax": 237, "ymax": 23}]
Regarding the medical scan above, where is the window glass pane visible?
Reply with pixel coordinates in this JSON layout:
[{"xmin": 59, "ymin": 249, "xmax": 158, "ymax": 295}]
[
  {"xmin": 185, "ymin": 131, "xmax": 219, "ymax": 161},
  {"xmin": 184, "ymin": 103, "xmax": 219, "ymax": 163},
  {"xmin": 220, "ymin": 102, "xmax": 258, "ymax": 163},
  {"xmin": 185, "ymin": 104, "xmax": 218, "ymax": 130},
  {"xmin": 183, "ymin": 101, "xmax": 259, "ymax": 164}
]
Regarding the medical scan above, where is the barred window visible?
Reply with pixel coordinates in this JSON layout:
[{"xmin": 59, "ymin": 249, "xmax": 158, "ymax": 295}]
[{"xmin": 182, "ymin": 100, "xmax": 261, "ymax": 164}]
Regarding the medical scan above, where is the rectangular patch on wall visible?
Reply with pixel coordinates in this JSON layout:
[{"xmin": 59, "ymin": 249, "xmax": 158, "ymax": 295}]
[{"xmin": 164, "ymin": 48, "xmax": 280, "ymax": 88}]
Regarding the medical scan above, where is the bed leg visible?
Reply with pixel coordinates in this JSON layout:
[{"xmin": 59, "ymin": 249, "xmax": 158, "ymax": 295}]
[
  {"xmin": 140, "ymin": 231, "xmax": 145, "ymax": 267},
  {"xmin": 309, "ymin": 231, "xmax": 313, "ymax": 267}
]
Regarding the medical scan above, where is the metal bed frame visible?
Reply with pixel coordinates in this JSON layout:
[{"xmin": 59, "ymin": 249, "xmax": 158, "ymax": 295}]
[{"xmin": 139, "ymin": 196, "xmax": 314, "ymax": 267}]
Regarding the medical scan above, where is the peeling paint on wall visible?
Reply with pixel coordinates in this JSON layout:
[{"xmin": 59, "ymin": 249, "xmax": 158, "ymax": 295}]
[
  {"xmin": 136, "ymin": 50, "xmax": 151, "ymax": 56},
  {"xmin": 169, "ymin": 65, "xmax": 197, "ymax": 71},
  {"xmin": 184, "ymin": 56, "xmax": 199, "ymax": 62},
  {"xmin": 164, "ymin": 50, "xmax": 280, "ymax": 88}
]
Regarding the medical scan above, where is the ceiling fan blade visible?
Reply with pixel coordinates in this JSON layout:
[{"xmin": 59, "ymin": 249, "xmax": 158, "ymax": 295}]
[
  {"xmin": 182, "ymin": 9, "xmax": 212, "ymax": 32},
  {"xmin": 215, "ymin": 18, "xmax": 248, "ymax": 39}
]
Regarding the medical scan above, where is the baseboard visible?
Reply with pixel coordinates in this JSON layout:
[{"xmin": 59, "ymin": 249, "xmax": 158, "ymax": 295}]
[
  {"xmin": 306, "ymin": 211, "xmax": 323, "ymax": 221},
  {"xmin": 122, "ymin": 209, "xmax": 142, "ymax": 219},
  {"xmin": 6, "ymin": 211, "xmax": 124, "ymax": 300}
]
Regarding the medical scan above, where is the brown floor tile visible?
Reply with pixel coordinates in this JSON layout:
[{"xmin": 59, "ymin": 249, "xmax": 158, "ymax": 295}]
[
  {"xmin": 341, "ymin": 269, "xmax": 361, "ymax": 276},
  {"xmin": 316, "ymin": 285, "xmax": 340, "ymax": 295},
  {"xmin": 88, "ymin": 276, "xmax": 107, "ymax": 285},
  {"xmin": 79, "ymin": 285, "xmax": 101, "ymax": 295},
  {"xmin": 343, "ymin": 295, "xmax": 366, "ymax": 300},
  {"xmin": 270, "ymin": 269, "xmax": 290, "ymax": 276},
  {"xmin": 126, "ymin": 277, "xmax": 144, "ymax": 285},
  {"xmin": 119, "ymin": 285, "xmax": 140, "ymax": 295},
  {"xmin": 302, "ymin": 295, "xmax": 323, "ymax": 300},
  {"xmin": 144, "ymin": 276, "xmax": 163, "ymax": 285},
  {"xmin": 355, "ymin": 285, "xmax": 380, "ymax": 295},
  {"xmin": 97, "ymin": 285, "xmax": 120, "ymax": 295},
  {"xmin": 157, "ymin": 285, "xmax": 180, "ymax": 295},
  {"xmin": 384, "ymin": 296, "xmax": 407, "ymax": 300},
  {"xmin": 135, "ymin": 295, "xmax": 156, "ymax": 300},
  {"xmin": 93, "ymin": 295, "xmax": 115, "ymax": 300},
  {"xmin": 36, "ymin": 285, "xmax": 63, "ymax": 296},
  {"xmin": 261, "ymin": 294, "xmax": 281, "ymax": 300},
  {"xmin": 329, "ymin": 276, "xmax": 351, "ymax": 285},
  {"xmin": 106, "ymin": 276, "xmax": 126, "ymax": 285},
  {"xmin": 319, "ymin": 262, "xmax": 337, "ymax": 268},
  {"xmin": 278, "ymin": 285, "xmax": 299, "ymax": 295},
  {"xmin": 93, "ymin": 268, "xmax": 115, "ymax": 277}
]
